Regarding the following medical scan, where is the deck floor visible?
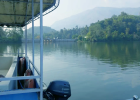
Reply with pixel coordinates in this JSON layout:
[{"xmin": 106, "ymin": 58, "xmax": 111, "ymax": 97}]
[{"xmin": 0, "ymin": 70, "xmax": 8, "ymax": 76}]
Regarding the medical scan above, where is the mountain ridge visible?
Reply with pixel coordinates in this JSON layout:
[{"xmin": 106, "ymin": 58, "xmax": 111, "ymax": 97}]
[
  {"xmin": 51, "ymin": 7, "xmax": 140, "ymax": 30},
  {"xmin": 27, "ymin": 26, "xmax": 56, "ymax": 34}
]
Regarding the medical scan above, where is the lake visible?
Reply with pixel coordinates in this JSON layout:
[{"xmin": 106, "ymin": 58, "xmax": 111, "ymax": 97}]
[{"xmin": 0, "ymin": 41, "xmax": 140, "ymax": 100}]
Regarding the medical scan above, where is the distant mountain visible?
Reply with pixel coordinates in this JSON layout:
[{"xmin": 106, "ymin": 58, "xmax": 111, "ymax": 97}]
[
  {"xmin": 51, "ymin": 7, "xmax": 140, "ymax": 30},
  {"xmin": 27, "ymin": 26, "xmax": 56, "ymax": 34}
]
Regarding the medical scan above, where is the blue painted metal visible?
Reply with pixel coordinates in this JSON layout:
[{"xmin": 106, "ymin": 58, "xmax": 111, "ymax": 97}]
[
  {"xmin": 0, "ymin": 76, "xmax": 40, "ymax": 81},
  {"xmin": 0, "ymin": 53, "xmax": 25, "ymax": 55},
  {"xmin": 40, "ymin": 0, "xmax": 43, "ymax": 100},
  {"xmin": 32, "ymin": 0, "xmax": 35, "ymax": 74},
  {"xmin": 25, "ymin": 25, "xmax": 27, "ymax": 57},
  {"xmin": 0, "ymin": 90, "xmax": 39, "ymax": 98},
  {"xmin": 0, "ymin": 0, "xmax": 60, "ymax": 99},
  {"xmin": 25, "ymin": 0, "xmax": 28, "ymax": 58}
]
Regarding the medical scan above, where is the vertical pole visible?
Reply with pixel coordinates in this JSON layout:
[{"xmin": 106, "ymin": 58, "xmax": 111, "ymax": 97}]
[
  {"xmin": 32, "ymin": 0, "xmax": 34, "ymax": 74},
  {"xmin": 40, "ymin": 0, "xmax": 43, "ymax": 100},
  {"xmin": 25, "ymin": 25, "xmax": 27, "ymax": 58}
]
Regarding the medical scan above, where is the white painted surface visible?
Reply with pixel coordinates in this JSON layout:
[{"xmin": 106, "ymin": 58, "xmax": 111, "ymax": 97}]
[
  {"xmin": 0, "ymin": 70, "xmax": 8, "ymax": 76},
  {"xmin": 0, "ymin": 57, "xmax": 13, "ymax": 70},
  {"xmin": 0, "ymin": 56, "xmax": 17, "ymax": 91}
]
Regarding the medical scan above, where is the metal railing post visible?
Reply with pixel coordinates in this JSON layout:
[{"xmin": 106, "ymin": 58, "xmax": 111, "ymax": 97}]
[
  {"xmin": 25, "ymin": 25, "xmax": 27, "ymax": 57},
  {"xmin": 40, "ymin": 0, "xmax": 43, "ymax": 100},
  {"xmin": 32, "ymin": 0, "xmax": 34, "ymax": 74}
]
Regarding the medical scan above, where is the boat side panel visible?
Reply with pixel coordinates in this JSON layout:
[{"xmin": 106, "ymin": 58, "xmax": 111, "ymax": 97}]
[{"xmin": 0, "ymin": 92, "xmax": 38, "ymax": 100}]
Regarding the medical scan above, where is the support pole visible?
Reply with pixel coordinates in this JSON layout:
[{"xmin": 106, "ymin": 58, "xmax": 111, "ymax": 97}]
[
  {"xmin": 25, "ymin": 0, "xmax": 29, "ymax": 58},
  {"xmin": 25, "ymin": 25, "xmax": 27, "ymax": 57},
  {"xmin": 40, "ymin": 0, "xmax": 43, "ymax": 100},
  {"xmin": 32, "ymin": 0, "xmax": 34, "ymax": 74}
]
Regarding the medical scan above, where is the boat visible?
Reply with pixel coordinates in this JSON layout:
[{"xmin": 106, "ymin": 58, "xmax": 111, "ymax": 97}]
[
  {"xmin": 127, "ymin": 95, "xmax": 140, "ymax": 100},
  {"xmin": 0, "ymin": 0, "xmax": 71, "ymax": 100}
]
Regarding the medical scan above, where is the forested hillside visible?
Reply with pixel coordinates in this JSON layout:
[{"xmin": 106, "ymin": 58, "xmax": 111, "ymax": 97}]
[
  {"xmin": 2, "ymin": 12, "xmax": 139, "ymax": 42},
  {"xmin": 45, "ymin": 12, "xmax": 140, "ymax": 42},
  {"xmin": 86, "ymin": 12, "xmax": 140, "ymax": 41},
  {"xmin": 24, "ymin": 26, "xmax": 56, "ymax": 39},
  {"xmin": 51, "ymin": 7, "xmax": 140, "ymax": 30}
]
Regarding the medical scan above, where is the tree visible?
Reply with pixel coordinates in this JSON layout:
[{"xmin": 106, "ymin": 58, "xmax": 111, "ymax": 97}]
[
  {"xmin": 125, "ymin": 28, "xmax": 129, "ymax": 35},
  {"xmin": 78, "ymin": 35, "xmax": 83, "ymax": 41}
]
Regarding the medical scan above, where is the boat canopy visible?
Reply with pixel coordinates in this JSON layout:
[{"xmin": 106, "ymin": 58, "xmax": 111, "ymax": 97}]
[{"xmin": 0, "ymin": 0, "xmax": 59, "ymax": 27}]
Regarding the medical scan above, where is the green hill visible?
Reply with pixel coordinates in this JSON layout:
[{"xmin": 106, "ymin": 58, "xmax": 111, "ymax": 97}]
[
  {"xmin": 46, "ymin": 12, "xmax": 140, "ymax": 41},
  {"xmin": 51, "ymin": 7, "xmax": 140, "ymax": 30},
  {"xmin": 23, "ymin": 26, "xmax": 56, "ymax": 39},
  {"xmin": 86, "ymin": 12, "xmax": 140, "ymax": 41},
  {"xmin": 27, "ymin": 26, "xmax": 56, "ymax": 34}
]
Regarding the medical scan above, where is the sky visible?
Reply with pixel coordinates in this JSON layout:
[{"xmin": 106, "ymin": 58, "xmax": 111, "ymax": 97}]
[{"xmin": 27, "ymin": 0, "xmax": 140, "ymax": 29}]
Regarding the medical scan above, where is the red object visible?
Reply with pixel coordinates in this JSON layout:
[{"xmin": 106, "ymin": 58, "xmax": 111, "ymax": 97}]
[
  {"xmin": 19, "ymin": 57, "xmax": 26, "ymax": 76},
  {"xmin": 25, "ymin": 69, "xmax": 32, "ymax": 82},
  {"xmin": 25, "ymin": 69, "xmax": 32, "ymax": 76},
  {"xmin": 24, "ymin": 69, "xmax": 34, "ymax": 88},
  {"xmin": 24, "ymin": 79, "xmax": 34, "ymax": 88}
]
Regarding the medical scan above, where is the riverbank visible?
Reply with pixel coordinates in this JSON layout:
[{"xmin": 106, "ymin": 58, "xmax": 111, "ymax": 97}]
[{"xmin": 21, "ymin": 39, "xmax": 77, "ymax": 42}]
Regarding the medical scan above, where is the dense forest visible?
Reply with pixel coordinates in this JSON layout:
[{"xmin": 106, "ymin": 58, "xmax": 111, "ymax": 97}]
[
  {"xmin": 44, "ymin": 12, "xmax": 140, "ymax": 42},
  {"xmin": 0, "ymin": 27, "xmax": 23, "ymax": 43},
  {"xmin": 25, "ymin": 26, "xmax": 56, "ymax": 39},
  {"xmin": 1, "ymin": 12, "xmax": 140, "ymax": 42},
  {"xmin": 51, "ymin": 7, "xmax": 140, "ymax": 30}
]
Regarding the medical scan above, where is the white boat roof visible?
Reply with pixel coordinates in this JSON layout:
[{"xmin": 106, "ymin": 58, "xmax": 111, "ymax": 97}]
[{"xmin": 0, "ymin": 0, "xmax": 58, "ymax": 27}]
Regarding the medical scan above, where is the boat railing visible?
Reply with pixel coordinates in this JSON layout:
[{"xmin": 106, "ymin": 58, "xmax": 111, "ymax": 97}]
[
  {"xmin": 0, "ymin": 56, "xmax": 41, "ymax": 96},
  {"xmin": 0, "ymin": 53, "xmax": 25, "ymax": 55},
  {"xmin": 29, "ymin": 59, "xmax": 40, "ymax": 75},
  {"xmin": 0, "ymin": 0, "xmax": 60, "ymax": 99}
]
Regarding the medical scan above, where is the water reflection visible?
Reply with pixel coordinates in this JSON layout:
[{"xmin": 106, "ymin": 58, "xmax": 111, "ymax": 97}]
[
  {"xmin": 0, "ymin": 43, "xmax": 22, "ymax": 56},
  {"xmin": 26, "ymin": 41, "xmax": 140, "ymax": 68},
  {"xmin": 1, "ymin": 42, "xmax": 140, "ymax": 68},
  {"xmin": 85, "ymin": 42, "xmax": 140, "ymax": 67},
  {"xmin": 0, "ymin": 42, "xmax": 140, "ymax": 100}
]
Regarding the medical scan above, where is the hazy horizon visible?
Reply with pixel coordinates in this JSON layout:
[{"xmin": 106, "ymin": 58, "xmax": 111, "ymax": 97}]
[{"xmin": 27, "ymin": 0, "xmax": 140, "ymax": 29}]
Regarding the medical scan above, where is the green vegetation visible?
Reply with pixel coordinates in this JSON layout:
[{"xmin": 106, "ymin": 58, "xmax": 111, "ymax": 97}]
[
  {"xmin": 4, "ymin": 12, "xmax": 140, "ymax": 42},
  {"xmin": 0, "ymin": 27, "xmax": 23, "ymax": 43},
  {"xmin": 45, "ymin": 12, "xmax": 140, "ymax": 42},
  {"xmin": 25, "ymin": 26, "xmax": 56, "ymax": 39},
  {"xmin": 86, "ymin": 12, "xmax": 140, "ymax": 41},
  {"xmin": 43, "ymin": 26, "xmax": 88, "ymax": 40},
  {"xmin": 51, "ymin": 7, "xmax": 140, "ymax": 30}
]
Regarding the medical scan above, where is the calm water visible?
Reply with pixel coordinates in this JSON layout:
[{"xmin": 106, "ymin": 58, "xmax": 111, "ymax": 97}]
[{"xmin": 0, "ymin": 41, "xmax": 140, "ymax": 100}]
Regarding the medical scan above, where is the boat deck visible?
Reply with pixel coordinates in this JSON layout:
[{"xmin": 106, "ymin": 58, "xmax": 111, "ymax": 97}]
[
  {"xmin": 0, "ymin": 57, "xmax": 14, "ymax": 77},
  {"xmin": 0, "ymin": 70, "xmax": 8, "ymax": 76}
]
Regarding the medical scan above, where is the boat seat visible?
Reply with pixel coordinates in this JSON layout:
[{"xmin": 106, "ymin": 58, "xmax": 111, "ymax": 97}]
[{"xmin": 0, "ymin": 92, "xmax": 38, "ymax": 100}]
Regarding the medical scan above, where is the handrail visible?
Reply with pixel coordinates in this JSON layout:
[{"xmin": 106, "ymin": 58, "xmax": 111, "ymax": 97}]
[
  {"xmin": 0, "ymin": 53, "xmax": 25, "ymax": 55},
  {"xmin": 0, "ymin": 76, "xmax": 40, "ymax": 81},
  {"xmin": 0, "ymin": 88, "xmax": 40, "ymax": 95},
  {"xmin": 29, "ymin": 60, "xmax": 40, "ymax": 75},
  {"xmin": 0, "ymin": 53, "xmax": 25, "ymax": 54}
]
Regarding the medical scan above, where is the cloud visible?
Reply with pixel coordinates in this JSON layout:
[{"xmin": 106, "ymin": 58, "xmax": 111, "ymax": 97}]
[{"xmin": 103, "ymin": 0, "xmax": 108, "ymax": 2}]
